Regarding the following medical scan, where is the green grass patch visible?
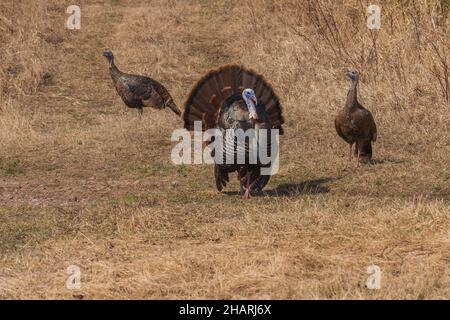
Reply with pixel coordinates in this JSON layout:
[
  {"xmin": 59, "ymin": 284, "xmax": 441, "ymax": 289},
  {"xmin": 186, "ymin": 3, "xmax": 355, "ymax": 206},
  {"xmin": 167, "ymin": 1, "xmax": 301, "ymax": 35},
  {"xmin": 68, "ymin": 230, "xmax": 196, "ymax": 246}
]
[{"xmin": 0, "ymin": 159, "xmax": 25, "ymax": 176}]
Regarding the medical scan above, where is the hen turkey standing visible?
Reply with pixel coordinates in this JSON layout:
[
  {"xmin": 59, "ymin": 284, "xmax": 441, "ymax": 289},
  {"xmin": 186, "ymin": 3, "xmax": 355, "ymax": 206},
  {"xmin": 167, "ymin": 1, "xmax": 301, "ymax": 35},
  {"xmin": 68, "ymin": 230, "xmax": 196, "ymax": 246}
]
[
  {"xmin": 335, "ymin": 69, "xmax": 377, "ymax": 167},
  {"xmin": 103, "ymin": 50, "xmax": 181, "ymax": 118}
]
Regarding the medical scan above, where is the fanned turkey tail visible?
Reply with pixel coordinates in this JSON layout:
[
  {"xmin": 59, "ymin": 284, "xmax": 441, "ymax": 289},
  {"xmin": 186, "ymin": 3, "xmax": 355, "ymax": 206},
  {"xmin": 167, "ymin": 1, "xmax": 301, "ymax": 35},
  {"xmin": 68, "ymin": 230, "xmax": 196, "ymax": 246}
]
[{"xmin": 183, "ymin": 64, "xmax": 284, "ymax": 133}]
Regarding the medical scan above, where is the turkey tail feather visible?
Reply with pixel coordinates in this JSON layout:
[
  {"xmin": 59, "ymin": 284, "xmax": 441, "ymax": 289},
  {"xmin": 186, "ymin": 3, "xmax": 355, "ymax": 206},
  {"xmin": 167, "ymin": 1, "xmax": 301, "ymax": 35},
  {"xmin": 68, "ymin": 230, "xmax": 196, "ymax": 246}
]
[
  {"xmin": 167, "ymin": 99, "xmax": 182, "ymax": 117},
  {"xmin": 183, "ymin": 64, "xmax": 284, "ymax": 132}
]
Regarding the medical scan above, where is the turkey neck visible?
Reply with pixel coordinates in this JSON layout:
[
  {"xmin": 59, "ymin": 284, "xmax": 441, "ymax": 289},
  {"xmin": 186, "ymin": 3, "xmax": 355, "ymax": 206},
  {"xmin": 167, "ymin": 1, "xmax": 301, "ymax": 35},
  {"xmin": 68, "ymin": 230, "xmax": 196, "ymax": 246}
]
[
  {"xmin": 345, "ymin": 79, "xmax": 358, "ymax": 111},
  {"xmin": 108, "ymin": 58, "xmax": 122, "ymax": 80}
]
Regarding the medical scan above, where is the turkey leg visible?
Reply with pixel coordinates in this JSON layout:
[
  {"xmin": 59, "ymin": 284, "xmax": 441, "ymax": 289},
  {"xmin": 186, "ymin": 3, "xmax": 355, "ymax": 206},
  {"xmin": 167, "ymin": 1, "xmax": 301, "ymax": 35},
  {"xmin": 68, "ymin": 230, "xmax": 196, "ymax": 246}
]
[
  {"xmin": 243, "ymin": 172, "xmax": 252, "ymax": 199},
  {"xmin": 355, "ymin": 147, "xmax": 361, "ymax": 169}
]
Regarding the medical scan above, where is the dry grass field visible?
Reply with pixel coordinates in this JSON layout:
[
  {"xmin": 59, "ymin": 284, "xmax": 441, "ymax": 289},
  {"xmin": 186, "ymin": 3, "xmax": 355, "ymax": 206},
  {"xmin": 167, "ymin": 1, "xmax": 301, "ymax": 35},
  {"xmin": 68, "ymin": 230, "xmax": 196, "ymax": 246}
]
[{"xmin": 0, "ymin": 0, "xmax": 449, "ymax": 299}]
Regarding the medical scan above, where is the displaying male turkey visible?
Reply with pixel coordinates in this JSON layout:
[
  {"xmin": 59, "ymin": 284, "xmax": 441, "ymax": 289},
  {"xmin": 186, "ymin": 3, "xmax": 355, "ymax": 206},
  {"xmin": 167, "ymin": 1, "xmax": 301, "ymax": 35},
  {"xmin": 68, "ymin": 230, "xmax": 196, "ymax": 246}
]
[
  {"xmin": 335, "ymin": 69, "xmax": 377, "ymax": 167},
  {"xmin": 102, "ymin": 50, "xmax": 181, "ymax": 118},
  {"xmin": 183, "ymin": 64, "xmax": 284, "ymax": 198}
]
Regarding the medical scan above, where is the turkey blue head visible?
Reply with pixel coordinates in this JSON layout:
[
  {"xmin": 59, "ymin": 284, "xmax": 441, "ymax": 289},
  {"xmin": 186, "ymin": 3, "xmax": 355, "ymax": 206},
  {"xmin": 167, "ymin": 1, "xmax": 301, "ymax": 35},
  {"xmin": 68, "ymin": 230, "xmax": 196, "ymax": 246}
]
[
  {"xmin": 346, "ymin": 69, "xmax": 359, "ymax": 82},
  {"xmin": 103, "ymin": 50, "xmax": 114, "ymax": 66},
  {"xmin": 242, "ymin": 88, "xmax": 258, "ymax": 121}
]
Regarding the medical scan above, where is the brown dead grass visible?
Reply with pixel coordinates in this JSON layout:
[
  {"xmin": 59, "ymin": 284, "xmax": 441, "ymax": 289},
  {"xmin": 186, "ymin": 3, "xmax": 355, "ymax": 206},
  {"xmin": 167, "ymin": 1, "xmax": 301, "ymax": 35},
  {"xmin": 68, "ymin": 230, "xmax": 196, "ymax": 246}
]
[
  {"xmin": 0, "ymin": 0, "xmax": 449, "ymax": 299},
  {"xmin": 0, "ymin": 1, "xmax": 51, "ymax": 97}
]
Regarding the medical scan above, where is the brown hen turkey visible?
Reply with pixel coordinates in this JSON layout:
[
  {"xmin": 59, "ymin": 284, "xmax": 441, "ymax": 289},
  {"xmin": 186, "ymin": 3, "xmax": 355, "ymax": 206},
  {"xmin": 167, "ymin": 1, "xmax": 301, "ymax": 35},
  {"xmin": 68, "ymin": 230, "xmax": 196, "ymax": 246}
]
[
  {"xmin": 335, "ymin": 69, "xmax": 377, "ymax": 167},
  {"xmin": 103, "ymin": 50, "xmax": 181, "ymax": 118}
]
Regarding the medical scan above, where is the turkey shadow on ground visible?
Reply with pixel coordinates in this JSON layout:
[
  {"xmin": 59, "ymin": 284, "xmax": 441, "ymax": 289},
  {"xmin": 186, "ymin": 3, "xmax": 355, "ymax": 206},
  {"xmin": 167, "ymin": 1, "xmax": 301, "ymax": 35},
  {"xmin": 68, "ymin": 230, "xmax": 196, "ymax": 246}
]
[
  {"xmin": 264, "ymin": 177, "xmax": 334, "ymax": 197},
  {"xmin": 223, "ymin": 177, "xmax": 335, "ymax": 197},
  {"xmin": 367, "ymin": 159, "xmax": 385, "ymax": 165},
  {"xmin": 369, "ymin": 158, "xmax": 404, "ymax": 165},
  {"xmin": 340, "ymin": 159, "xmax": 404, "ymax": 169}
]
